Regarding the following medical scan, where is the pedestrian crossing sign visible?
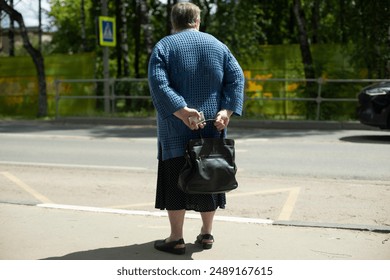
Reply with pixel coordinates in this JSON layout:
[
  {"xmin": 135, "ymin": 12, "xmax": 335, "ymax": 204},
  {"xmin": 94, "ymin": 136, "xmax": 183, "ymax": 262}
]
[{"xmin": 99, "ymin": 16, "xmax": 116, "ymax": 47}]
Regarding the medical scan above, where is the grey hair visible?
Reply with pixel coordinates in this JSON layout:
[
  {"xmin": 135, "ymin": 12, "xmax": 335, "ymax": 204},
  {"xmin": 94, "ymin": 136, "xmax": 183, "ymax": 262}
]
[{"xmin": 171, "ymin": 2, "xmax": 201, "ymax": 31}]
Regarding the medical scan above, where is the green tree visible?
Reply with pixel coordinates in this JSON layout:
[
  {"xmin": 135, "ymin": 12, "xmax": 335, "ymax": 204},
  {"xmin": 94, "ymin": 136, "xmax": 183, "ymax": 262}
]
[
  {"xmin": 48, "ymin": 0, "xmax": 95, "ymax": 53},
  {"xmin": 204, "ymin": 0, "xmax": 265, "ymax": 66},
  {"xmin": 0, "ymin": 0, "xmax": 47, "ymax": 117},
  {"xmin": 345, "ymin": 0, "xmax": 390, "ymax": 78}
]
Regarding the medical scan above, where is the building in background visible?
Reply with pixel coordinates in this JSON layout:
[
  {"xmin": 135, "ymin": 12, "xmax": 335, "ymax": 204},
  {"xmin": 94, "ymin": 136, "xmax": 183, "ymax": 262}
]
[{"xmin": 0, "ymin": 26, "xmax": 52, "ymax": 55}]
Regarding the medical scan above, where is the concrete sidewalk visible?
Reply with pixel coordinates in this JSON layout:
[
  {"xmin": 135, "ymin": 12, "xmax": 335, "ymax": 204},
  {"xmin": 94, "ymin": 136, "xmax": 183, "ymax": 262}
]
[{"xmin": 1, "ymin": 202, "xmax": 389, "ymax": 260}]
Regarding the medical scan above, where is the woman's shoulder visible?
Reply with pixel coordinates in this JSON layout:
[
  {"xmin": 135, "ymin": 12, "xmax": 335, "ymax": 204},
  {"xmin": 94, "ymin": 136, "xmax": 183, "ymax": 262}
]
[
  {"xmin": 198, "ymin": 32, "xmax": 230, "ymax": 50},
  {"xmin": 153, "ymin": 30, "xmax": 229, "ymax": 56}
]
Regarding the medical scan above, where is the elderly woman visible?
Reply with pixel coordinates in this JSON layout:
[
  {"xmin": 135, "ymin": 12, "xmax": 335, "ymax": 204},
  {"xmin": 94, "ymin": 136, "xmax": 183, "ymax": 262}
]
[{"xmin": 148, "ymin": 2, "xmax": 244, "ymax": 255}]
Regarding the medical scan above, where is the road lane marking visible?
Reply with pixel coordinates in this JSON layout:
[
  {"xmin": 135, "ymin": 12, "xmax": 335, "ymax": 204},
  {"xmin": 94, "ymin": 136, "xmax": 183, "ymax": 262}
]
[
  {"xmin": 1, "ymin": 171, "xmax": 53, "ymax": 204},
  {"xmin": 112, "ymin": 188, "xmax": 302, "ymax": 218},
  {"xmin": 37, "ymin": 203, "xmax": 274, "ymax": 225},
  {"xmin": 4, "ymin": 201, "xmax": 390, "ymax": 233},
  {"xmin": 228, "ymin": 187, "xmax": 301, "ymax": 221},
  {"xmin": 278, "ymin": 187, "xmax": 300, "ymax": 220},
  {"xmin": 108, "ymin": 202, "xmax": 155, "ymax": 209}
]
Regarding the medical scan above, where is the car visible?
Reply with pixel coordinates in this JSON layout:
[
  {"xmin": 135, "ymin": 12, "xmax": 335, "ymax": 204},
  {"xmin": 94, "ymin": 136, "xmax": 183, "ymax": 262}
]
[{"xmin": 357, "ymin": 81, "xmax": 390, "ymax": 129}]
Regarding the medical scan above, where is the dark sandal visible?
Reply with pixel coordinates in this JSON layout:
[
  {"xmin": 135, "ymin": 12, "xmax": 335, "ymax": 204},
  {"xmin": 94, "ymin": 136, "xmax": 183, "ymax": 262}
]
[
  {"xmin": 196, "ymin": 234, "xmax": 214, "ymax": 249},
  {"xmin": 154, "ymin": 238, "xmax": 186, "ymax": 255}
]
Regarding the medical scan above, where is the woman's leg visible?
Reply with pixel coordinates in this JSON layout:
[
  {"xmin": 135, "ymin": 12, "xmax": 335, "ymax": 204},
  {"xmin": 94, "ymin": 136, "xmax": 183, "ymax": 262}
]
[
  {"xmin": 200, "ymin": 211, "xmax": 215, "ymax": 234},
  {"xmin": 154, "ymin": 209, "xmax": 186, "ymax": 254},
  {"xmin": 167, "ymin": 209, "xmax": 186, "ymax": 241},
  {"xmin": 198, "ymin": 211, "xmax": 215, "ymax": 248}
]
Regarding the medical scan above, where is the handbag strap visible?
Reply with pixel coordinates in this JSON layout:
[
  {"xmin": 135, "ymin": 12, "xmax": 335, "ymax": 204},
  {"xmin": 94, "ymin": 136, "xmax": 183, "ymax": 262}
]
[{"xmin": 198, "ymin": 119, "xmax": 224, "ymax": 139}]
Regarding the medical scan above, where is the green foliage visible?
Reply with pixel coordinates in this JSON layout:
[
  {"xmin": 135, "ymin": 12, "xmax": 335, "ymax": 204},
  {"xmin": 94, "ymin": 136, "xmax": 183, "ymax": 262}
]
[
  {"xmin": 2, "ymin": 0, "xmax": 390, "ymax": 120},
  {"xmin": 204, "ymin": 0, "xmax": 265, "ymax": 65},
  {"xmin": 258, "ymin": 0, "xmax": 296, "ymax": 45},
  {"xmin": 45, "ymin": 0, "xmax": 390, "ymax": 79},
  {"xmin": 48, "ymin": 0, "xmax": 96, "ymax": 53},
  {"xmin": 344, "ymin": 0, "xmax": 390, "ymax": 78}
]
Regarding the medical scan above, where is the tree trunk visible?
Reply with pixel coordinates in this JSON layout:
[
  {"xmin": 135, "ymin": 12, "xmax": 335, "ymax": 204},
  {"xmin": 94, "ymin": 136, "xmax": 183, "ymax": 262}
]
[
  {"xmin": 292, "ymin": 0, "xmax": 317, "ymax": 119},
  {"xmin": 139, "ymin": 0, "xmax": 153, "ymax": 61},
  {"xmin": 133, "ymin": 0, "xmax": 141, "ymax": 78},
  {"xmin": 119, "ymin": 0, "xmax": 130, "ymax": 110},
  {"xmin": 8, "ymin": 0, "xmax": 14, "ymax": 56},
  {"xmin": 121, "ymin": 1, "xmax": 130, "ymax": 77},
  {"xmin": 38, "ymin": 0, "xmax": 42, "ymax": 51},
  {"xmin": 80, "ymin": 0, "xmax": 87, "ymax": 52},
  {"xmin": 115, "ymin": 0, "xmax": 123, "ymax": 77},
  {"xmin": 292, "ymin": 0, "xmax": 315, "ymax": 80},
  {"xmin": 0, "ymin": 0, "xmax": 47, "ymax": 117}
]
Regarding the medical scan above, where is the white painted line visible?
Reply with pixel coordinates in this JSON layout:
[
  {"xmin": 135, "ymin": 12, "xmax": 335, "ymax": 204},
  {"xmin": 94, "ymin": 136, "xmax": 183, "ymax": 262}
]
[
  {"xmin": 1, "ymin": 171, "xmax": 53, "ymax": 204},
  {"xmin": 228, "ymin": 187, "xmax": 301, "ymax": 221},
  {"xmin": 37, "ymin": 203, "xmax": 274, "ymax": 225},
  {"xmin": 108, "ymin": 202, "xmax": 155, "ymax": 209},
  {"xmin": 278, "ymin": 187, "xmax": 301, "ymax": 220},
  {"xmin": 236, "ymin": 138, "xmax": 269, "ymax": 143},
  {"xmin": 38, "ymin": 203, "xmax": 166, "ymax": 217},
  {"xmin": 211, "ymin": 215, "xmax": 273, "ymax": 225},
  {"xmin": 0, "ymin": 161, "xmax": 148, "ymax": 171}
]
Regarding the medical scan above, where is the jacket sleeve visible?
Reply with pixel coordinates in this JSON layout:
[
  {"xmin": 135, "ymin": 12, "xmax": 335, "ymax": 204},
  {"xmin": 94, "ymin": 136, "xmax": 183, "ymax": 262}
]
[
  {"xmin": 148, "ymin": 44, "xmax": 187, "ymax": 120},
  {"xmin": 221, "ymin": 49, "xmax": 245, "ymax": 116}
]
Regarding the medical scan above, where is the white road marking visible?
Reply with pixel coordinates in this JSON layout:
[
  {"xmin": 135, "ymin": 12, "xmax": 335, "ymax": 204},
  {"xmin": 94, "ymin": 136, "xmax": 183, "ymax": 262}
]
[
  {"xmin": 278, "ymin": 187, "xmax": 301, "ymax": 220},
  {"xmin": 228, "ymin": 187, "xmax": 301, "ymax": 221},
  {"xmin": 1, "ymin": 161, "xmax": 298, "ymax": 222},
  {"xmin": 1, "ymin": 171, "xmax": 53, "ymax": 204},
  {"xmin": 37, "ymin": 203, "xmax": 274, "ymax": 225},
  {"xmin": 108, "ymin": 202, "xmax": 155, "ymax": 208}
]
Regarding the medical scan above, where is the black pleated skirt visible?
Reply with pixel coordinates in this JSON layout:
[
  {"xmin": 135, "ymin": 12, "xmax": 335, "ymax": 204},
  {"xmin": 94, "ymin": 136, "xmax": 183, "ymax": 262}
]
[{"xmin": 155, "ymin": 156, "xmax": 226, "ymax": 212}]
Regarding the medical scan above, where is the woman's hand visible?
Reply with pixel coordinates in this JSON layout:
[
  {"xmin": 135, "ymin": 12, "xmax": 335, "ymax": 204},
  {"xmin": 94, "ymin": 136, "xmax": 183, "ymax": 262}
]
[
  {"xmin": 174, "ymin": 107, "xmax": 205, "ymax": 130},
  {"xmin": 214, "ymin": 109, "xmax": 233, "ymax": 131}
]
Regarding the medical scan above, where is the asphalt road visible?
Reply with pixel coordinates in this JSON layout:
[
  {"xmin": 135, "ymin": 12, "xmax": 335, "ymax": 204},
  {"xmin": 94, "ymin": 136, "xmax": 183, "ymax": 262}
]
[{"xmin": 0, "ymin": 120, "xmax": 389, "ymax": 180}]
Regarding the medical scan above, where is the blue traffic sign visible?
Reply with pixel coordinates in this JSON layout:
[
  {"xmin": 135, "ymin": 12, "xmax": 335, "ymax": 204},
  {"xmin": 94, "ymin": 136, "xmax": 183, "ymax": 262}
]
[{"xmin": 99, "ymin": 16, "xmax": 116, "ymax": 47}]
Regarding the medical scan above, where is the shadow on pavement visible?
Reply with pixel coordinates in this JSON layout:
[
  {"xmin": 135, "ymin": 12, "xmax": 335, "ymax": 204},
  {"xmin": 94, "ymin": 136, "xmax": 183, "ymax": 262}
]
[
  {"xmin": 0, "ymin": 120, "xmax": 157, "ymax": 138},
  {"xmin": 340, "ymin": 135, "xmax": 390, "ymax": 144},
  {"xmin": 0, "ymin": 120, "xmax": 345, "ymax": 140},
  {"xmin": 42, "ymin": 241, "xmax": 203, "ymax": 260}
]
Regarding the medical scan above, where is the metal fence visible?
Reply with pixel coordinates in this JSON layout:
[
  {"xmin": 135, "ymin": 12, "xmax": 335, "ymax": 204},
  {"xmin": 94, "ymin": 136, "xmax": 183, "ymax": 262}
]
[
  {"xmin": 54, "ymin": 78, "xmax": 150, "ymax": 118},
  {"xmin": 54, "ymin": 78, "xmax": 389, "ymax": 120}
]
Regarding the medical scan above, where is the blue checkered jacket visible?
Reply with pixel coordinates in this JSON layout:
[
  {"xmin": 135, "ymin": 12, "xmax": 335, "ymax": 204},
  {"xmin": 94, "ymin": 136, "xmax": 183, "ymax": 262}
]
[{"xmin": 148, "ymin": 29, "xmax": 244, "ymax": 161}]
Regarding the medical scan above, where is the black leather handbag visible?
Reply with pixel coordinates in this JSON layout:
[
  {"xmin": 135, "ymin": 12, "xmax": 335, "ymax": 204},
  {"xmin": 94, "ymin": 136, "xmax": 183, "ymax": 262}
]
[{"xmin": 178, "ymin": 127, "xmax": 238, "ymax": 194}]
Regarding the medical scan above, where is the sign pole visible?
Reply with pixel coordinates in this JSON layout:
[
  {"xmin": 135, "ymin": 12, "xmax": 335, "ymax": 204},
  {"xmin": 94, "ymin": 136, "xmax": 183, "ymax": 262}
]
[{"xmin": 102, "ymin": 0, "xmax": 110, "ymax": 114}]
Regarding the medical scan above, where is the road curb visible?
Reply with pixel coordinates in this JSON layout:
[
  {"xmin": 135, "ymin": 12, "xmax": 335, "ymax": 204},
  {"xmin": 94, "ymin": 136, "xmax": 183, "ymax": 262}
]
[{"xmin": 274, "ymin": 220, "xmax": 390, "ymax": 233}]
